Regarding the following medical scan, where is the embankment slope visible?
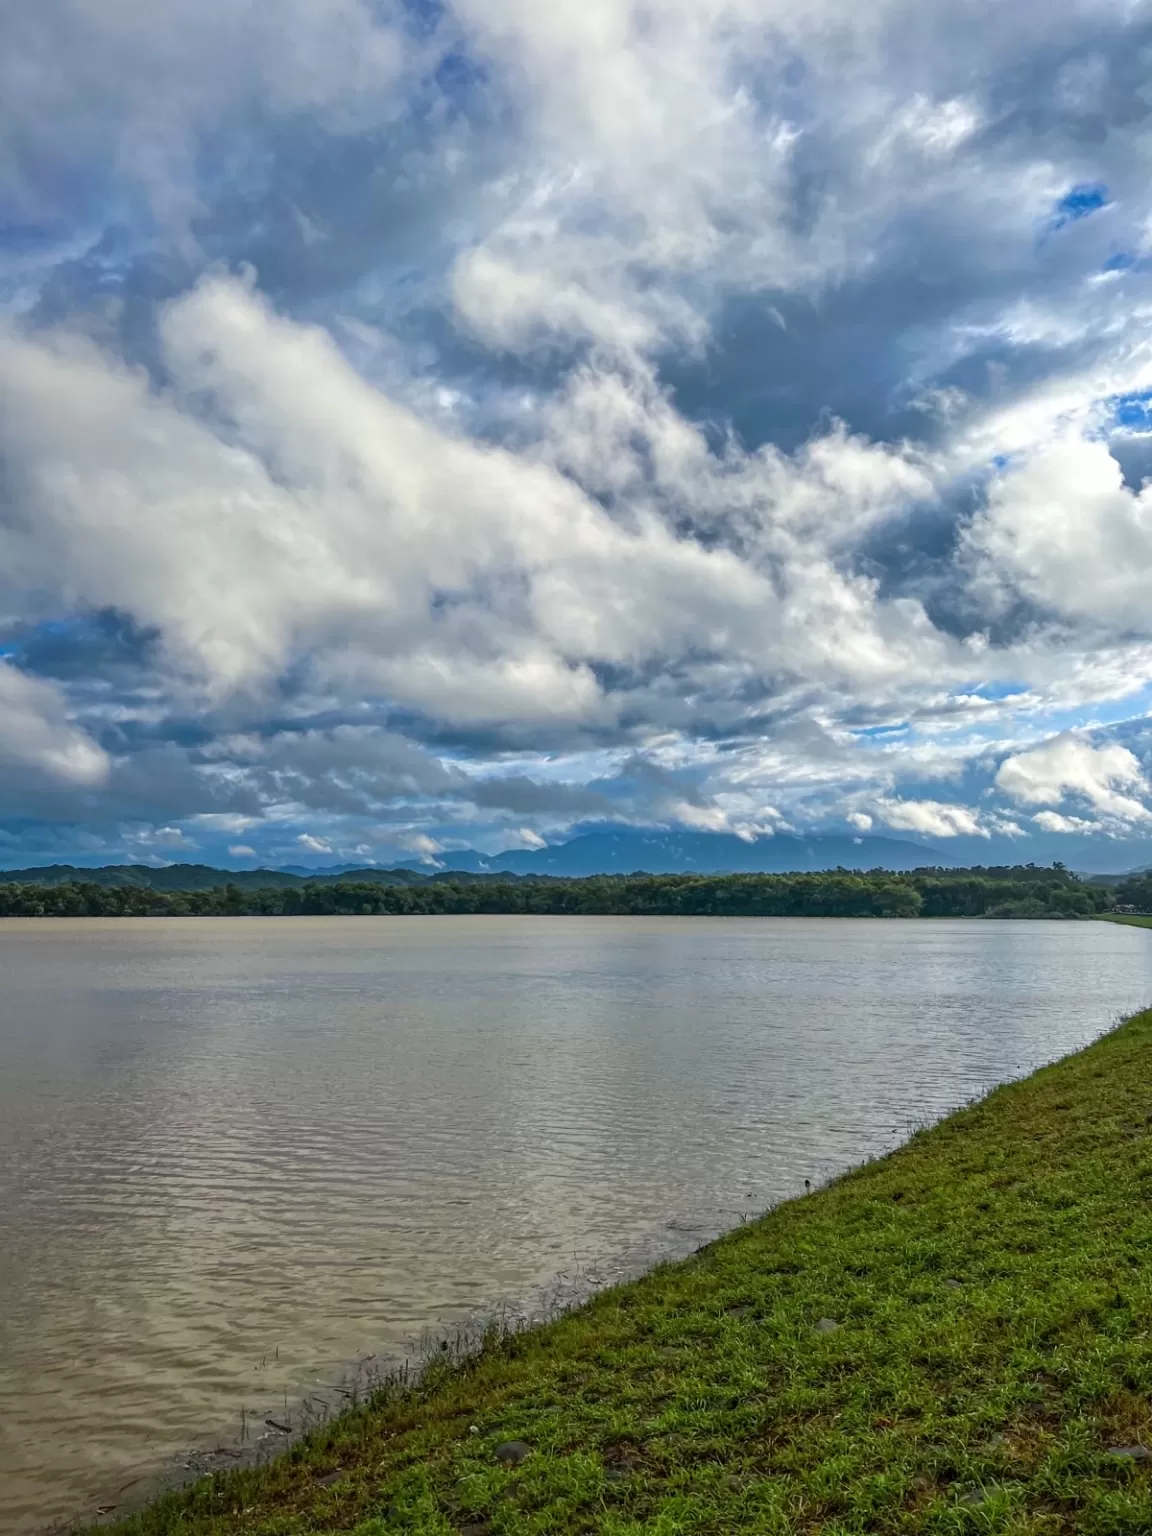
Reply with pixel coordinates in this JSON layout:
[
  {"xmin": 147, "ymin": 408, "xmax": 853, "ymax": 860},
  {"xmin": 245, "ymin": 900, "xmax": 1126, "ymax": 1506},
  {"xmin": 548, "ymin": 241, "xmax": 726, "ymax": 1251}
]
[{"xmin": 92, "ymin": 1008, "xmax": 1152, "ymax": 1535}]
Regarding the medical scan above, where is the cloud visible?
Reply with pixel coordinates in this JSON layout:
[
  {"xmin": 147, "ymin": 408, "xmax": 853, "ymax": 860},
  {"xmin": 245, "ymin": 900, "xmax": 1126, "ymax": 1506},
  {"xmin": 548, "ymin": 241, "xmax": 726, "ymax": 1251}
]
[
  {"xmin": 397, "ymin": 831, "xmax": 445, "ymax": 863},
  {"xmin": 996, "ymin": 733, "xmax": 1152, "ymax": 822},
  {"xmin": 968, "ymin": 437, "xmax": 1152, "ymax": 636},
  {"xmin": 506, "ymin": 826, "xmax": 547, "ymax": 850},
  {"xmin": 7, "ymin": 1, "xmax": 1152, "ymax": 866},
  {"xmin": 0, "ymin": 0, "xmax": 413, "ymax": 237},
  {"xmin": 0, "ymin": 273, "xmax": 961, "ymax": 737},
  {"xmin": 874, "ymin": 797, "xmax": 988, "ymax": 839},
  {"xmin": 192, "ymin": 814, "xmax": 259, "ymax": 834},
  {"xmin": 126, "ymin": 824, "xmax": 199, "ymax": 851},
  {"xmin": 1031, "ymin": 811, "xmax": 1100, "ymax": 835},
  {"xmin": 297, "ymin": 833, "xmax": 334, "ymax": 853},
  {"xmin": 0, "ymin": 662, "xmax": 109, "ymax": 788},
  {"xmin": 671, "ymin": 801, "xmax": 732, "ymax": 833}
]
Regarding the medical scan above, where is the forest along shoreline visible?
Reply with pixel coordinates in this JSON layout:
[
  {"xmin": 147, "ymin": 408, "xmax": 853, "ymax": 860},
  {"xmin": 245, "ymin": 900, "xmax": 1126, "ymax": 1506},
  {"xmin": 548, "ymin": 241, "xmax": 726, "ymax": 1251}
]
[
  {"xmin": 86, "ymin": 1003, "xmax": 1152, "ymax": 1536},
  {"xmin": 3, "ymin": 862, "xmax": 1150, "ymax": 918}
]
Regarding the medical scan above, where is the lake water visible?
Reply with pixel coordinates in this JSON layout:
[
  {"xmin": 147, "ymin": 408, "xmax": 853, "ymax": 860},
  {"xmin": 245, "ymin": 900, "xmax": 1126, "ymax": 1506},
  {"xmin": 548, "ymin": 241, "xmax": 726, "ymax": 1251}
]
[{"xmin": 3, "ymin": 915, "xmax": 1152, "ymax": 1533}]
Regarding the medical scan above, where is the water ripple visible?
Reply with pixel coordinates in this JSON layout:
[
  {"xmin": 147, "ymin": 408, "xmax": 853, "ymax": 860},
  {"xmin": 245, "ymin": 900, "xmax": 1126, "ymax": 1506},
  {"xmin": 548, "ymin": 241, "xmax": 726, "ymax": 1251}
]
[{"xmin": 2, "ymin": 915, "xmax": 1151, "ymax": 1533}]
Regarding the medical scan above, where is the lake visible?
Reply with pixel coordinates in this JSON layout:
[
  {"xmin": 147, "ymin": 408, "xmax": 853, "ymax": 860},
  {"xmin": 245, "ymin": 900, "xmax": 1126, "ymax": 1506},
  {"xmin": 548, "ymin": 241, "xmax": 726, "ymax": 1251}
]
[{"xmin": 3, "ymin": 915, "xmax": 1152, "ymax": 1533}]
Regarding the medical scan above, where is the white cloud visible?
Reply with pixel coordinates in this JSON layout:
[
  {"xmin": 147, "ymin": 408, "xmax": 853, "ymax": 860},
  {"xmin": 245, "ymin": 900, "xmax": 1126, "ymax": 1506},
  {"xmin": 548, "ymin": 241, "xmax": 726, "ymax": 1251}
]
[
  {"xmin": 397, "ymin": 832, "xmax": 444, "ymax": 862},
  {"xmin": 671, "ymin": 801, "xmax": 731, "ymax": 833},
  {"xmin": 6, "ymin": 0, "xmax": 1152, "ymax": 859},
  {"xmin": 508, "ymin": 827, "xmax": 547, "ymax": 850},
  {"xmin": 969, "ymin": 437, "xmax": 1152, "ymax": 635},
  {"xmin": 986, "ymin": 815, "xmax": 1027, "ymax": 839},
  {"xmin": 297, "ymin": 833, "xmax": 334, "ymax": 853},
  {"xmin": 0, "ymin": 662, "xmax": 109, "ymax": 788},
  {"xmin": 0, "ymin": 274, "xmax": 962, "ymax": 736},
  {"xmin": 1031, "ymin": 811, "xmax": 1099, "ymax": 835},
  {"xmin": 869, "ymin": 95, "xmax": 982, "ymax": 164},
  {"xmin": 192, "ymin": 814, "xmax": 258, "ymax": 833},
  {"xmin": 446, "ymin": 0, "xmax": 1069, "ymax": 371},
  {"xmin": 126, "ymin": 824, "xmax": 199, "ymax": 849},
  {"xmin": 874, "ymin": 797, "xmax": 988, "ymax": 838},
  {"xmin": 996, "ymin": 733, "xmax": 1152, "ymax": 823},
  {"xmin": 228, "ymin": 843, "xmax": 258, "ymax": 857}
]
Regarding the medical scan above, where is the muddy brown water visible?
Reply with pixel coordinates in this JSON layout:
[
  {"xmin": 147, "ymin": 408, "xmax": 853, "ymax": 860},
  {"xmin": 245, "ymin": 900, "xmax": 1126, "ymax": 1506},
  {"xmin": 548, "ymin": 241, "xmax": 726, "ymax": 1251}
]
[{"xmin": 3, "ymin": 915, "xmax": 1151, "ymax": 1533}]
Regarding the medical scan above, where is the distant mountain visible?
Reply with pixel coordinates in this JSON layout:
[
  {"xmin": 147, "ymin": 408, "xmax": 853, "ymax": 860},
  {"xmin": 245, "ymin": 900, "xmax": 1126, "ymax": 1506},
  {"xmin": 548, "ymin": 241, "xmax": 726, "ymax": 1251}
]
[
  {"xmin": 1083, "ymin": 861, "xmax": 1151, "ymax": 885},
  {"xmin": 0, "ymin": 831, "xmax": 954, "ymax": 892},
  {"xmin": 276, "ymin": 863, "xmax": 373, "ymax": 877},
  {"xmin": 424, "ymin": 828, "xmax": 953, "ymax": 877}
]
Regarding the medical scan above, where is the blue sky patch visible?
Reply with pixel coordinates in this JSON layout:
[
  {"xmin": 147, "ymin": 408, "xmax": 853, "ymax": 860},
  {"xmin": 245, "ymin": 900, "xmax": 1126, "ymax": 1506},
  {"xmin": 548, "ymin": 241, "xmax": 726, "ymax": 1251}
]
[
  {"xmin": 1050, "ymin": 182, "xmax": 1111, "ymax": 230},
  {"xmin": 1108, "ymin": 389, "xmax": 1152, "ymax": 431}
]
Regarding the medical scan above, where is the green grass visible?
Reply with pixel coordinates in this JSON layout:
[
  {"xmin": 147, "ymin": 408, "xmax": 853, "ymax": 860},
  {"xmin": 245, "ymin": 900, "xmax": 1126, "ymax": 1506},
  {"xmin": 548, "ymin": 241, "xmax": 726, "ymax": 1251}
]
[
  {"xmin": 1098, "ymin": 914, "xmax": 1152, "ymax": 930},
  {"xmin": 90, "ymin": 1009, "xmax": 1152, "ymax": 1536}
]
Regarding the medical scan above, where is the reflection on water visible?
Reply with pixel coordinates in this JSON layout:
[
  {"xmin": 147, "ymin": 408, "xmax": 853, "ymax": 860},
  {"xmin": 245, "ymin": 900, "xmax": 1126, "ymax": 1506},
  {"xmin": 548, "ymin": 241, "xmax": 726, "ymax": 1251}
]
[{"xmin": 1, "ymin": 915, "xmax": 1151, "ymax": 1532}]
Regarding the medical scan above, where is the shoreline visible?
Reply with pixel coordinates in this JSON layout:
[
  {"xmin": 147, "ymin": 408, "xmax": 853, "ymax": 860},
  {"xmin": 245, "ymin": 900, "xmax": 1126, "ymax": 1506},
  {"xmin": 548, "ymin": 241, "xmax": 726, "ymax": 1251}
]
[
  {"xmin": 71, "ymin": 1217, "xmax": 727, "ymax": 1534},
  {"xmin": 83, "ymin": 1003, "xmax": 1152, "ymax": 1536}
]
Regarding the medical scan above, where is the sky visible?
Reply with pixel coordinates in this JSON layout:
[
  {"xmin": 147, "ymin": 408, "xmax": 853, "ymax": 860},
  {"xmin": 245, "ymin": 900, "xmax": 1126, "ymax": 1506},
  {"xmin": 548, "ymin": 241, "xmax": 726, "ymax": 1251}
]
[{"xmin": 3, "ymin": 1, "xmax": 1152, "ymax": 873}]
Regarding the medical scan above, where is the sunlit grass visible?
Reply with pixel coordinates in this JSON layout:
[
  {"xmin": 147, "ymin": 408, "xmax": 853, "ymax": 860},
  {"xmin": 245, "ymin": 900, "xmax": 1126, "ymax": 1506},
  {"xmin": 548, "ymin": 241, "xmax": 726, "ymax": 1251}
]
[{"xmin": 91, "ymin": 1007, "xmax": 1152, "ymax": 1535}]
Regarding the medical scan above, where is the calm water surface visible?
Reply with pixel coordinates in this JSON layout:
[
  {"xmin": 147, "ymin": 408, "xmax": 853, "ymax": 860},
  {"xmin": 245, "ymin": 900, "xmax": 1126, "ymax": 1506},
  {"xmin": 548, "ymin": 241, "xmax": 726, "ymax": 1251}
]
[{"xmin": 3, "ymin": 915, "xmax": 1152, "ymax": 1532}]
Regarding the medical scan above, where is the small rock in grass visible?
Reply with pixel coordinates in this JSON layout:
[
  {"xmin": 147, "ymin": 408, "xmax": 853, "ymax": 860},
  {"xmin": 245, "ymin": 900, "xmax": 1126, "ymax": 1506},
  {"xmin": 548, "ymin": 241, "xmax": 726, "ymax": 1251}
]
[
  {"xmin": 1108, "ymin": 1445, "xmax": 1150, "ymax": 1460},
  {"xmin": 814, "ymin": 1317, "xmax": 840, "ymax": 1334},
  {"xmin": 958, "ymin": 1483, "xmax": 1005, "ymax": 1506},
  {"xmin": 944, "ymin": 1278, "xmax": 963, "ymax": 1290},
  {"xmin": 494, "ymin": 1440, "xmax": 532, "ymax": 1466},
  {"xmin": 314, "ymin": 1470, "xmax": 344, "ymax": 1488},
  {"xmin": 604, "ymin": 1446, "xmax": 643, "ymax": 1483}
]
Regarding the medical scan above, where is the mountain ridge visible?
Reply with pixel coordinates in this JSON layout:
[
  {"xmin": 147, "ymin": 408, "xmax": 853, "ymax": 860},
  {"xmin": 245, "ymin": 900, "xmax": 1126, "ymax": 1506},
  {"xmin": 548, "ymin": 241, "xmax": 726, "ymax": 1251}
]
[
  {"xmin": 410, "ymin": 828, "xmax": 957, "ymax": 877},
  {"xmin": 0, "ymin": 829, "xmax": 961, "ymax": 889}
]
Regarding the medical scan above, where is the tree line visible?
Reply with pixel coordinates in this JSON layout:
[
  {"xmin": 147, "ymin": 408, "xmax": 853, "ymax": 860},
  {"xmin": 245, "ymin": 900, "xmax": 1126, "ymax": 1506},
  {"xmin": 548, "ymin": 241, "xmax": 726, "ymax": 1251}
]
[
  {"xmin": 0, "ymin": 865, "xmax": 1115, "ymax": 919},
  {"xmin": 1113, "ymin": 873, "xmax": 1152, "ymax": 912}
]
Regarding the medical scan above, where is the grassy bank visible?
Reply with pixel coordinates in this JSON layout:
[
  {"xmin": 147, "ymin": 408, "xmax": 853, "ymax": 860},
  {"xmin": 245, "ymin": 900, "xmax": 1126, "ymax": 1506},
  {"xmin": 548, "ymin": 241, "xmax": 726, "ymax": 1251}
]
[
  {"xmin": 1098, "ymin": 914, "xmax": 1152, "ymax": 931},
  {"xmin": 90, "ymin": 1011, "xmax": 1152, "ymax": 1536}
]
